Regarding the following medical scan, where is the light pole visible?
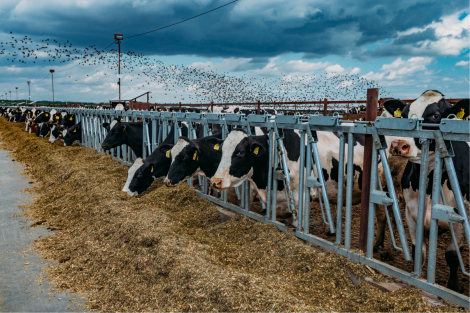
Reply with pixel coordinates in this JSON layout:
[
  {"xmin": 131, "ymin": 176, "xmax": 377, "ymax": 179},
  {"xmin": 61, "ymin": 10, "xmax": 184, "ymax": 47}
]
[
  {"xmin": 27, "ymin": 81, "xmax": 31, "ymax": 104},
  {"xmin": 10, "ymin": 91, "xmax": 12, "ymax": 105},
  {"xmin": 16, "ymin": 87, "xmax": 18, "ymax": 105},
  {"xmin": 114, "ymin": 34, "xmax": 123, "ymax": 104},
  {"xmin": 50, "ymin": 69, "xmax": 55, "ymax": 106},
  {"xmin": 5, "ymin": 93, "xmax": 7, "ymax": 105}
]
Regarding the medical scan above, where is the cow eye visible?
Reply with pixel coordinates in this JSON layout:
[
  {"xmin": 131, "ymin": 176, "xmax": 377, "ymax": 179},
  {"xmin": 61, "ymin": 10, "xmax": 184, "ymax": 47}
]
[
  {"xmin": 432, "ymin": 114, "xmax": 440, "ymax": 120},
  {"xmin": 236, "ymin": 151, "xmax": 244, "ymax": 157}
]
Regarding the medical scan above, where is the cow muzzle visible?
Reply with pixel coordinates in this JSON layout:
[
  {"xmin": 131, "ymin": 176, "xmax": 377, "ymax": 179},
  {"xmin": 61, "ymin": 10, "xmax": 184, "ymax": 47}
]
[
  {"xmin": 390, "ymin": 140, "xmax": 410, "ymax": 156},
  {"xmin": 164, "ymin": 178, "xmax": 176, "ymax": 187},
  {"xmin": 101, "ymin": 143, "xmax": 110, "ymax": 150},
  {"xmin": 211, "ymin": 178, "xmax": 226, "ymax": 191}
]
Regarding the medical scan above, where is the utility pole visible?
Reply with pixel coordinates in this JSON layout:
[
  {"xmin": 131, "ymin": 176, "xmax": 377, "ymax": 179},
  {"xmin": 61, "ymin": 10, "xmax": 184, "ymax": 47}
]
[
  {"xmin": 50, "ymin": 69, "xmax": 55, "ymax": 106},
  {"xmin": 114, "ymin": 34, "xmax": 124, "ymax": 105},
  {"xmin": 15, "ymin": 87, "xmax": 18, "ymax": 105},
  {"xmin": 27, "ymin": 81, "xmax": 31, "ymax": 104}
]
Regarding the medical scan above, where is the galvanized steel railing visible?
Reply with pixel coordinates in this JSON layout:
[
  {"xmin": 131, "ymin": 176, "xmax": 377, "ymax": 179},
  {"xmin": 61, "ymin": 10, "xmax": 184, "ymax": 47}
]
[{"xmin": 5, "ymin": 106, "xmax": 470, "ymax": 308}]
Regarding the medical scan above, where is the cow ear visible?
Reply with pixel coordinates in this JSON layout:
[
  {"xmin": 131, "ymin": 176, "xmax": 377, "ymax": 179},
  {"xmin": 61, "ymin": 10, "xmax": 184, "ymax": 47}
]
[
  {"xmin": 102, "ymin": 122, "xmax": 110, "ymax": 128},
  {"xmin": 250, "ymin": 142, "xmax": 265, "ymax": 157},
  {"xmin": 159, "ymin": 144, "xmax": 174, "ymax": 158},
  {"xmin": 384, "ymin": 99, "xmax": 407, "ymax": 118},
  {"xmin": 444, "ymin": 99, "xmax": 469, "ymax": 120},
  {"xmin": 204, "ymin": 137, "xmax": 224, "ymax": 151}
]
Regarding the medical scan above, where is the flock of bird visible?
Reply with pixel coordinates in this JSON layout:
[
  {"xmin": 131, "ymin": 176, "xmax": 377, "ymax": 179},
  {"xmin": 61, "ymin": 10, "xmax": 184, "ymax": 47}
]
[{"xmin": 1, "ymin": 32, "xmax": 391, "ymax": 108}]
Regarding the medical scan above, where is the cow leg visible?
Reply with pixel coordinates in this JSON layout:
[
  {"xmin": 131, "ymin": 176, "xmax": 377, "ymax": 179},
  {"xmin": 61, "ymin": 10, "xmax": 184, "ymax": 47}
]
[
  {"xmin": 445, "ymin": 223, "xmax": 464, "ymax": 292},
  {"xmin": 374, "ymin": 205, "xmax": 386, "ymax": 252}
]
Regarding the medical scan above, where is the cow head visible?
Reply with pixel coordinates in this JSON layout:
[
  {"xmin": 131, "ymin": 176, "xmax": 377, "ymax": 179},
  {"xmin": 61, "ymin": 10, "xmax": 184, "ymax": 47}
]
[
  {"xmin": 384, "ymin": 90, "xmax": 469, "ymax": 157},
  {"xmin": 210, "ymin": 130, "xmax": 266, "ymax": 190},
  {"xmin": 63, "ymin": 122, "xmax": 81, "ymax": 146},
  {"xmin": 101, "ymin": 119, "xmax": 127, "ymax": 150},
  {"xmin": 126, "ymin": 145, "xmax": 174, "ymax": 195},
  {"xmin": 49, "ymin": 125, "xmax": 63, "ymax": 143}
]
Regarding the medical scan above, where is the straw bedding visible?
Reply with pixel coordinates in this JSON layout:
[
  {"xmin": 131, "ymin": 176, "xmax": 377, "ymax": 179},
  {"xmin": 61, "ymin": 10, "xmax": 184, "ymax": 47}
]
[{"xmin": 0, "ymin": 118, "xmax": 464, "ymax": 312}]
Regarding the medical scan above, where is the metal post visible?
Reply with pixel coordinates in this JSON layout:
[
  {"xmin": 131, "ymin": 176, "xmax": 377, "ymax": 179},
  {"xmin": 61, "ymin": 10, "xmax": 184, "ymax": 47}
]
[
  {"xmin": 297, "ymin": 129, "xmax": 306, "ymax": 231},
  {"xmin": 27, "ymin": 81, "xmax": 31, "ymax": 104},
  {"xmin": 427, "ymin": 146, "xmax": 441, "ymax": 284},
  {"xmin": 323, "ymin": 98, "xmax": 327, "ymax": 116},
  {"xmin": 414, "ymin": 139, "xmax": 430, "ymax": 276},
  {"xmin": 50, "ymin": 69, "xmax": 55, "ymax": 106},
  {"xmin": 257, "ymin": 100, "xmax": 260, "ymax": 115},
  {"xmin": 15, "ymin": 87, "xmax": 18, "ymax": 105},
  {"xmin": 359, "ymin": 88, "xmax": 378, "ymax": 252},
  {"xmin": 335, "ymin": 133, "xmax": 346, "ymax": 244}
]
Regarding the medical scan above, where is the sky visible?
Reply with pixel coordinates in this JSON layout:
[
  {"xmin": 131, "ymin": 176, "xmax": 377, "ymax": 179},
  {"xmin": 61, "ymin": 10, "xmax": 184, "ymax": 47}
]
[{"xmin": 0, "ymin": 0, "xmax": 469, "ymax": 104}]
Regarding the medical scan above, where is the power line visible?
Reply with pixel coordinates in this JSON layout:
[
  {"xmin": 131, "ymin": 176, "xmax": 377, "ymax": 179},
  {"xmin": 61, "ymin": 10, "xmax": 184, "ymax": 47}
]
[{"xmin": 126, "ymin": 0, "xmax": 238, "ymax": 39}]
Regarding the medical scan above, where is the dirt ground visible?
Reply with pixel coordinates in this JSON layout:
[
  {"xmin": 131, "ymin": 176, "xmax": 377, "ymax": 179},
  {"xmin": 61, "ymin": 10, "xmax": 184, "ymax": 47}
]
[
  {"xmin": 0, "ymin": 118, "xmax": 466, "ymax": 312},
  {"xmin": 308, "ymin": 202, "xmax": 470, "ymax": 297}
]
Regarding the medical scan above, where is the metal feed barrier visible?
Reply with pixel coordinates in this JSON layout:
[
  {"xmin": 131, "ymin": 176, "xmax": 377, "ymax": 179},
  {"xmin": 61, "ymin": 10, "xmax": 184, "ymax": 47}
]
[{"xmin": 7, "ymin": 106, "xmax": 470, "ymax": 308}]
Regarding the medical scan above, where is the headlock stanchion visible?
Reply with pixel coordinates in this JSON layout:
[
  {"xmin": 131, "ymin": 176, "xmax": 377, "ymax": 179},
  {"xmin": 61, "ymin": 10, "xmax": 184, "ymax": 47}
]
[{"xmin": 7, "ymin": 104, "xmax": 470, "ymax": 308}]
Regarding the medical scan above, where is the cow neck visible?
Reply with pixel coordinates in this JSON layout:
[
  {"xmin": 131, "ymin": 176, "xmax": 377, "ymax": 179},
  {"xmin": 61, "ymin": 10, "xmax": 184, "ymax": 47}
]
[
  {"xmin": 195, "ymin": 140, "xmax": 221, "ymax": 179},
  {"xmin": 248, "ymin": 135, "xmax": 270, "ymax": 190},
  {"xmin": 122, "ymin": 122, "xmax": 144, "ymax": 157}
]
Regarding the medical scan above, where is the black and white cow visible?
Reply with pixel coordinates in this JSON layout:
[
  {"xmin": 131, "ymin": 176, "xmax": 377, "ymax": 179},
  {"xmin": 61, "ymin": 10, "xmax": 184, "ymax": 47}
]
[
  {"xmin": 164, "ymin": 132, "xmax": 224, "ymax": 187},
  {"xmin": 384, "ymin": 90, "xmax": 469, "ymax": 291},
  {"xmin": 49, "ymin": 125, "xmax": 63, "ymax": 143},
  {"xmin": 123, "ymin": 124, "xmax": 190, "ymax": 196},
  {"xmin": 34, "ymin": 109, "xmax": 57, "ymax": 124},
  {"xmin": 62, "ymin": 122, "xmax": 82, "ymax": 146},
  {"xmin": 39, "ymin": 123, "xmax": 53, "ymax": 138},
  {"xmin": 102, "ymin": 118, "xmax": 205, "ymax": 159},
  {"xmin": 59, "ymin": 112, "xmax": 76, "ymax": 129}
]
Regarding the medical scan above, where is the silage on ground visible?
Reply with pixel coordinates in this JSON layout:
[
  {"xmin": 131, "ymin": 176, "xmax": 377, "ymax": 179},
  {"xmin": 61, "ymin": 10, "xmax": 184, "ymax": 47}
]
[{"xmin": 0, "ymin": 119, "xmax": 464, "ymax": 312}]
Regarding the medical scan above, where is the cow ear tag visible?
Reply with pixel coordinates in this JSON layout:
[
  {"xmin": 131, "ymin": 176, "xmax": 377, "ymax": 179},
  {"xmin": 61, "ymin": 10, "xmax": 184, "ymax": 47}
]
[
  {"xmin": 69, "ymin": 116, "xmax": 73, "ymax": 121},
  {"xmin": 45, "ymin": 113, "xmax": 49, "ymax": 117},
  {"xmin": 123, "ymin": 127, "xmax": 126, "ymax": 132},
  {"xmin": 73, "ymin": 129, "xmax": 77, "ymax": 133},
  {"xmin": 394, "ymin": 108, "xmax": 402, "ymax": 118},
  {"xmin": 151, "ymin": 166, "xmax": 154, "ymax": 173},
  {"xmin": 193, "ymin": 150, "xmax": 198, "ymax": 160},
  {"xmin": 166, "ymin": 150, "xmax": 171, "ymax": 158},
  {"xmin": 214, "ymin": 143, "xmax": 220, "ymax": 150},
  {"xmin": 121, "ymin": 118, "xmax": 124, "ymax": 121},
  {"xmin": 253, "ymin": 146, "xmax": 259, "ymax": 155},
  {"xmin": 456, "ymin": 108, "xmax": 465, "ymax": 119}
]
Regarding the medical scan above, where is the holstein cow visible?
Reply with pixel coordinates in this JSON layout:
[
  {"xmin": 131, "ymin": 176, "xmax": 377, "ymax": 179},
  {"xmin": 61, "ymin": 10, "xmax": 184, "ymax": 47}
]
[
  {"xmin": 39, "ymin": 123, "xmax": 53, "ymax": 138},
  {"xmin": 62, "ymin": 122, "xmax": 82, "ymax": 146},
  {"xmin": 164, "ymin": 132, "xmax": 224, "ymax": 187},
  {"xmin": 123, "ymin": 124, "xmax": 190, "ymax": 196},
  {"xmin": 384, "ymin": 90, "xmax": 469, "ymax": 291},
  {"xmin": 34, "ymin": 109, "xmax": 57, "ymax": 124},
  {"xmin": 49, "ymin": 125, "xmax": 63, "ymax": 143},
  {"xmin": 59, "ymin": 112, "xmax": 76, "ymax": 129}
]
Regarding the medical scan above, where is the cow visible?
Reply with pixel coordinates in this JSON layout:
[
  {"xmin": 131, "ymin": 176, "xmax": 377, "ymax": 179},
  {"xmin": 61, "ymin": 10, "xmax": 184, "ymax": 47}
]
[
  {"xmin": 62, "ymin": 122, "xmax": 82, "ymax": 146},
  {"xmin": 34, "ymin": 109, "xmax": 57, "ymax": 124},
  {"xmin": 59, "ymin": 113, "xmax": 76, "ymax": 129},
  {"xmin": 49, "ymin": 125, "xmax": 63, "ymax": 143},
  {"xmin": 164, "ymin": 132, "xmax": 224, "ymax": 187},
  {"xmin": 101, "ymin": 118, "xmax": 205, "ymax": 159},
  {"xmin": 39, "ymin": 123, "xmax": 53, "ymax": 138},
  {"xmin": 123, "ymin": 124, "xmax": 190, "ymax": 196},
  {"xmin": 383, "ymin": 90, "xmax": 469, "ymax": 292}
]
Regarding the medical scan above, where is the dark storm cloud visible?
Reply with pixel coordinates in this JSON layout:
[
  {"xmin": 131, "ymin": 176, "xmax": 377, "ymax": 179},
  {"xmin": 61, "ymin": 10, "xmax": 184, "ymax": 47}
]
[{"xmin": 1, "ymin": 0, "xmax": 468, "ymax": 61}]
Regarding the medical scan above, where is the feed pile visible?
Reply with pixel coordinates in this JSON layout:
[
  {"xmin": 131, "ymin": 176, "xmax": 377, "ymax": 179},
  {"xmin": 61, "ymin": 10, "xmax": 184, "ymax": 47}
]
[{"xmin": 0, "ymin": 119, "xmax": 463, "ymax": 312}]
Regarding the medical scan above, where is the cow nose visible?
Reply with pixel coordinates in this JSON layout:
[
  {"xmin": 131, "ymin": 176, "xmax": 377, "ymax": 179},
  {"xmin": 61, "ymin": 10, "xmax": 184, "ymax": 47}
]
[
  {"xmin": 164, "ymin": 178, "xmax": 173, "ymax": 187},
  {"xmin": 101, "ymin": 143, "xmax": 110, "ymax": 150},
  {"xmin": 211, "ymin": 178, "xmax": 222, "ymax": 189},
  {"xmin": 391, "ymin": 140, "xmax": 410, "ymax": 156}
]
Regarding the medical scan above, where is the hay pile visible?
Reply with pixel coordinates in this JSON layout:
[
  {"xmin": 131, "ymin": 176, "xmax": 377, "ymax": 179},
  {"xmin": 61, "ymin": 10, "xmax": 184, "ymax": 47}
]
[{"xmin": 0, "ymin": 119, "xmax": 463, "ymax": 312}]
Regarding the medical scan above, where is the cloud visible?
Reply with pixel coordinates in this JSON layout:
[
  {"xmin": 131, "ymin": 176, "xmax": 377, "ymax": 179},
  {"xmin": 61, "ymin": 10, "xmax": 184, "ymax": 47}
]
[
  {"xmin": 361, "ymin": 57, "xmax": 432, "ymax": 85},
  {"xmin": 455, "ymin": 60, "xmax": 469, "ymax": 67}
]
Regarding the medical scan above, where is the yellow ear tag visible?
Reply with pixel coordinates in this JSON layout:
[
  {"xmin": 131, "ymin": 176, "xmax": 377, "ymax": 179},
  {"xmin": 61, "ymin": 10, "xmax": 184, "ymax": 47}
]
[
  {"xmin": 214, "ymin": 143, "xmax": 220, "ymax": 150},
  {"xmin": 394, "ymin": 108, "xmax": 402, "ymax": 118},
  {"xmin": 120, "ymin": 118, "xmax": 124, "ymax": 121},
  {"xmin": 193, "ymin": 150, "xmax": 198, "ymax": 160},
  {"xmin": 253, "ymin": 146, "xmax": 259, "ymax": 155},
  {"xmin": 123, "ymin": 127, "xmax": 126, "ymax": 132},
  {"xmin": 73, "ymin": 129, "xmax": 77, "ymax": 133},
  {"xmin": 166, "ymin": 150, "xmax": 171, "ymax": 158},
  {"xmin": 456, "ymin": 108, "xmax": 465, "ymax": 119},
  {"xmin": 55, "ymin": 116, "xmax": 59, "ymax": 120},
  {"xmin": 69, "ymin": 116, "xmax": 73, "ymax": 121},
  {"xmin": 151, "ymin": 166, "xmax": 154, "ymax": 173}
]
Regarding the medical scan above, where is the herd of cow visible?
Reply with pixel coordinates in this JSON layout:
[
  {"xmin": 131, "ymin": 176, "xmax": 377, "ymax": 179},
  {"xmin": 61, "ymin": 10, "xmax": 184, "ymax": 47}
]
[{"xmin": 1, "ymin": 90, "xmax": 469, "ymax": 293}]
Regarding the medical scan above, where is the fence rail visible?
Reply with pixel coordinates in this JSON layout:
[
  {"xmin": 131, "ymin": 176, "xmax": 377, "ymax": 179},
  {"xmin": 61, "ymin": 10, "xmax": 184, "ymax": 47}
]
[{"xmin": 5, "ymin": 104, "xmax": 470, "ymax": 308}]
